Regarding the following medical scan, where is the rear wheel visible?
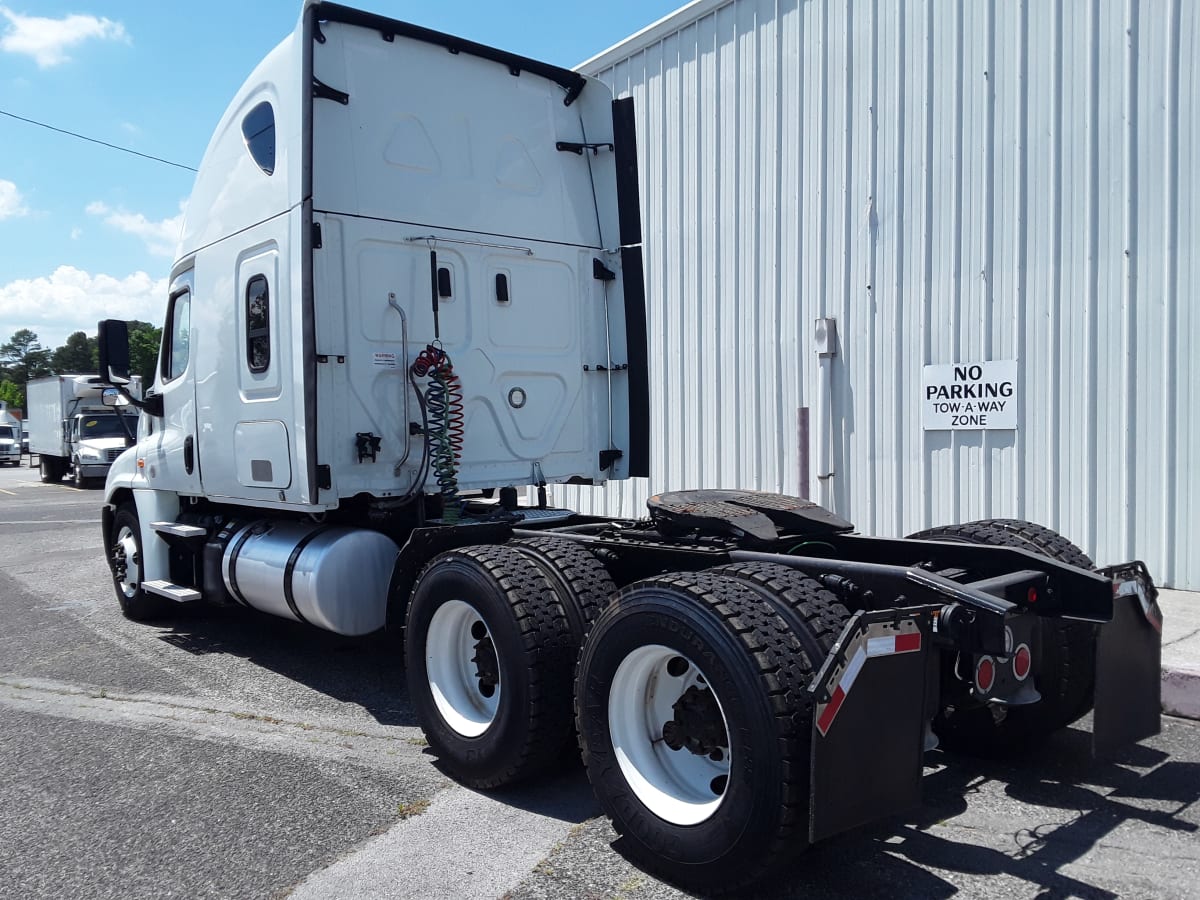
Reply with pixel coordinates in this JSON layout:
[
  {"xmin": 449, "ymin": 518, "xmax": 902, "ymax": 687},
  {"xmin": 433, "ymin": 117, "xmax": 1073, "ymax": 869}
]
[
  {"xmin": 508, "ymin": 535, "xmax": 616, "ymax": 641},
  {"xmin": 39, "ymin": 456, "xmax": 64, "ymax": 483},
  {"xmin": 909, "ymin": 518, "xmax": 1098, "ymax": 754},
  {"xmin": 405, "ymin": 545, "xmax": 576, "ymax": 788},
  {"xmin": 705, "ymin": 561, "xmax": 850, "ymax": 666},
  {"xmin": 577, "ymin": 571, "xmax": 825, "ymax": 893}
]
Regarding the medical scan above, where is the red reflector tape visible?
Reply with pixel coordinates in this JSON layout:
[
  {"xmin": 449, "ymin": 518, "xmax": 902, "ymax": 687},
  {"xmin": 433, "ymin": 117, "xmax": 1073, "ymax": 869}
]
[
  {"xmin": 816, "ymin": 645, "xmax": 866, "ymax": 736},
  {"xmin": 816, "ymin": 629, "xmax": 923, "ymax": 736},
  {"xmin": 866, "ymin": 631, "xmax": 922, "ymax": 657},
  {"xmin": 895, "ymin": 631, "xmax": 921, "ymax": 653},
  {"xmin": 816, "ymin": 684, "xmax": 846, "ymax": 735}
]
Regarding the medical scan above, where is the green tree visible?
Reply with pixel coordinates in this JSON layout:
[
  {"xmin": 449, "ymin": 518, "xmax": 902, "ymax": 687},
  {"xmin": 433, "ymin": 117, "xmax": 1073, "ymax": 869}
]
[
  {"xmin": 0, "ymin": 329, "xmax": 52, "ymax": 409},
  {"xmin": 50, "ymin": 331, "xmax": 98, "ymax": 375},
  {"xmin": 127, "ymin": 321, "xmax": 162, "ymax": 387},
  {"xmin": 0, "ymin": 379, "xmax": 21, "ymax": 412}
]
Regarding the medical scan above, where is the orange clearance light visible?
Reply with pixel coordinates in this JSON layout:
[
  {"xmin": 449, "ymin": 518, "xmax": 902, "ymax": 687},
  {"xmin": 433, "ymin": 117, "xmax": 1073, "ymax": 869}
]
[{"xmin": 137, "ymin": 458, "xmax": 145, "ymax": 468}]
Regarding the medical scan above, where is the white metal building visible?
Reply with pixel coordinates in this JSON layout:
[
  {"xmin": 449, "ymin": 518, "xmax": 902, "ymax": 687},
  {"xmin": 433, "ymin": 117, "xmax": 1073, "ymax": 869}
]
[{"xmin": 563, "ymin": 0, "xmax": 1199, "ymax": 588}]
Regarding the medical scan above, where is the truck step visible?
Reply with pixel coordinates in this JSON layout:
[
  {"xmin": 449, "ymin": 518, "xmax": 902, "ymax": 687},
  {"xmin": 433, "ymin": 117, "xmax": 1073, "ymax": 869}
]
[
  {"xmin": 151, "ymin": 521, "xmax": 208, "ymax": 539},
  {"xmin": 142, "ymin": 580, "xmax": 202, "ymax": 602}
]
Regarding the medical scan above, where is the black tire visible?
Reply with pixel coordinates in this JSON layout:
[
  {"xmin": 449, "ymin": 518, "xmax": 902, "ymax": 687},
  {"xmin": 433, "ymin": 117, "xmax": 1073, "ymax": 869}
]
[
  {"xmin": 577, "ymin": 571, "xmax": 827, "ymax": 893},
  {"xmin": 507, "ymin": 536, "xmax": 616, "ymax": 642},
  {"xmin": 109, "ymin": 503, "xmax": 171, "ymax": 621},
  {"xmin": 39, "ymin": 456, "xmax": 64, "ymax": 483},
  {"xmin": 71, "ymin": 459, "xmax": 85, "ymax": 489},
  {"xmin": 405, "ymin": 544, "xmax": 576, "ymax": 789},
  {"xmin": 705, "ymin": 562, "xmax": 851, "ymax": 667},
  {"xmin": 908, "ymin": 518, "xmax": 1098, "ymax": 754}
]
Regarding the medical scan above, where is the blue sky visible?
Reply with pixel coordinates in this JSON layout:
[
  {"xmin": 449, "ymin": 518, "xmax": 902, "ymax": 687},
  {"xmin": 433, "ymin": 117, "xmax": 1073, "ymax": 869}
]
[{"xmin": 0, "ymin": 0, "xmax": 682, "ymax": 350}]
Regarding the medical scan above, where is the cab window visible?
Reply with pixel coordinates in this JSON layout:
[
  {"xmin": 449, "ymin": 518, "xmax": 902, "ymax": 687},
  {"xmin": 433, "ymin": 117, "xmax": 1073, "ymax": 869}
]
[
  {"xmin": 161, "ymin": 290, "xmax": 191, "ymax": 382},
  {"xmin": 242, "ymin": 102, "xmax": 276, "ymax": 175},
  {"xmin": 246, "ymin": 275, "xmax": 270, "ymax": 373}
]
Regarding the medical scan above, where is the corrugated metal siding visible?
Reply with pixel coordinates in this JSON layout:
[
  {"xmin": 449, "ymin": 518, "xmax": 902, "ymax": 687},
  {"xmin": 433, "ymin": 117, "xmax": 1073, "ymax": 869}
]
[{"xmin": 566, "ymin": 0, "xmax": 1199, "ymax": 588}]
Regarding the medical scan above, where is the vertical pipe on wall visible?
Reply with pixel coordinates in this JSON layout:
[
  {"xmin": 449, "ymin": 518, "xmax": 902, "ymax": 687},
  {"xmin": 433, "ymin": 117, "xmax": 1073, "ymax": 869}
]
[{"xmin": 814, "ymin": 317, "xmax": 838, "ymax": 510}]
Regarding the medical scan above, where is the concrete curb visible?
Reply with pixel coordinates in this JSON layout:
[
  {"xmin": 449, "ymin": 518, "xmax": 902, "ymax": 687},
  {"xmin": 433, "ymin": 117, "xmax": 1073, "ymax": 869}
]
[
  {"xmin": 1155, "ymin": 589, "xmax": 1198, "ymax": 722},
  {"xmin": 1163, "ymin": 665, "xmax": 1200, "ymax": 721}
]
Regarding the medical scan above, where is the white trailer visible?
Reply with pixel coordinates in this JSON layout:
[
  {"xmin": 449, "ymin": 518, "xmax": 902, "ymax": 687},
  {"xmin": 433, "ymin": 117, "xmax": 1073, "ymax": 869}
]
[
  {"xmin": 27, "ymin": 374, "xmax": 141, "ymax": 487},
  {"xmin": 94, "ymin": 2, "xmax": 1162, "ymax": 891}
]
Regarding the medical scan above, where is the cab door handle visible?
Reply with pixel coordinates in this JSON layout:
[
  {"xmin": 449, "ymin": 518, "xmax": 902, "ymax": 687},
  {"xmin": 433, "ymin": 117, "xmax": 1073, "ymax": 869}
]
[{"xmin": 184, "ymin": 435, "xmax": 194, "ymax": 475}]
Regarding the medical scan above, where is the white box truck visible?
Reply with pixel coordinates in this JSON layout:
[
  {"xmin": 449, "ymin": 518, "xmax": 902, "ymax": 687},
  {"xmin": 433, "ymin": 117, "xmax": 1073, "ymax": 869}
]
[
  {"xmin": 27, "ymin": 374, "xmax": 141, "ymax": 487},
  {"xmin": 0, "ymin": 402, "xmax": 20, "ymax": 467},
  {"xmin": 92, "ymin": 2, "xmax": 1164, "ymax": 890}
]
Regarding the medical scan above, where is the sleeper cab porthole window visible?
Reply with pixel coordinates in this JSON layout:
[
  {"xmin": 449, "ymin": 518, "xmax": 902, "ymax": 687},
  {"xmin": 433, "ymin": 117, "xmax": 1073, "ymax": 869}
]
[
  {"xmin": 246, "ymin": 275, "xmax": 270, "ymax": 374},
  {"xmin": 242, "ymin": 101, "xmax": 275, "ymax": 175}
]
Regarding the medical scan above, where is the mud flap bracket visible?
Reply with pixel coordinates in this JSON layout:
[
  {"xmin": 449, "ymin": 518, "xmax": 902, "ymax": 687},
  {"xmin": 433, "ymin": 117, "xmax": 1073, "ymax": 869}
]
[{"xmin": 809, "ymin": 607, "xmax": 935, "ymax": 844}]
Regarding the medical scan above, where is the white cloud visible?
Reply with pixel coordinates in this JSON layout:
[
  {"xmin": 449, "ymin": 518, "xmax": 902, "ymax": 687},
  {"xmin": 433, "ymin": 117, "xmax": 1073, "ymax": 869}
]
[
  {"xmin": 0, "ymin": 6, "xmax": 128, "ymax": 68},
  {"xmin": 0, "ymin": 178, "xmax": 28, "ymax": 219},
  {"xmin": 70, "ymin": 226, "xmax": 82, "ymax": 240},
  {"xmin": 87, "ymin": 200, "xmax": 184, "ymax": 258},
  {"xmin": 0, "ymin": 266, "xmax": 165, "ymax": 347}
]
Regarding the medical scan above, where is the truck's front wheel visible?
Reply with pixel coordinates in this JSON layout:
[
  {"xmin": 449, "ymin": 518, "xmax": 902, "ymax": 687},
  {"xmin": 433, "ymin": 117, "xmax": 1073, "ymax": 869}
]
[
  {"xmin": 109, "ymin": 504, "xmax": 169, "ymax": 621},
  {"xmin": 405, "ymin": 545, "xmax": 576, "ymax": 788},
  {"xmin": 577, "ymin": 572, "xmax": 820, "ymax": 893}
]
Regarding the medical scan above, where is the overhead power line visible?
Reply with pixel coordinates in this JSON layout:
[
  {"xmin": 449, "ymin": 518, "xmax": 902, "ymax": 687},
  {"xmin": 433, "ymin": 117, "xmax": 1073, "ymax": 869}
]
[{"xmin": 0, "ymin": 107, "xmax": 198, "ymax": 173}]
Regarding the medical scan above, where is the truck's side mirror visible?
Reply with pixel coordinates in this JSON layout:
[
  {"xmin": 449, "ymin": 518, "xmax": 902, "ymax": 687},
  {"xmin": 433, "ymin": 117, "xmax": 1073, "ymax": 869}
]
[
  {"xmin": 101, "ymin": 388, "xmax": 121, "ymax": 407},
  {"xmin": 98, "ymin": 319, "xmax": 131, "ymax": 385}
]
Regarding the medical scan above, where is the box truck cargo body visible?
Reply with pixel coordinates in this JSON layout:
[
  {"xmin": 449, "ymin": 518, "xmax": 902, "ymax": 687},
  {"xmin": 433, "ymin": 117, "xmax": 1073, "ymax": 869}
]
[{"xmin": 27, "ymin": 374, "xmax": 141, "ymax": 486}]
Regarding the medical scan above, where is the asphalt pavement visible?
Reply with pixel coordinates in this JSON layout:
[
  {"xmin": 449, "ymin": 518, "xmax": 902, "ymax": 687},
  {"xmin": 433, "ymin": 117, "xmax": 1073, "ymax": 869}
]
[{"xmin": 0, "ymin": 458, "xmax": 1197, "ymax": 900}]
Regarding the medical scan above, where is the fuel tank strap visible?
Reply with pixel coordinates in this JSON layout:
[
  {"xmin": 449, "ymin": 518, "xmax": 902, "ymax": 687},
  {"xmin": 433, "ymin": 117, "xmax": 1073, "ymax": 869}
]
[
  {"xmin": 225, "ymin": 525, "xmax": 258, "ymax": 608},
  {"xmin": 283, "ymin": 526, "xmax": 329, "ymax": 625}
]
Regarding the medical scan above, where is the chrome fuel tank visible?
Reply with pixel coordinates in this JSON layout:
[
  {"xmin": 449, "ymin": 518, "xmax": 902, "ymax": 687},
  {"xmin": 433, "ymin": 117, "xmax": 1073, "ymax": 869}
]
[{"xmin": 221, "ymin": 520, "xmax": 399, "ymax": 636}]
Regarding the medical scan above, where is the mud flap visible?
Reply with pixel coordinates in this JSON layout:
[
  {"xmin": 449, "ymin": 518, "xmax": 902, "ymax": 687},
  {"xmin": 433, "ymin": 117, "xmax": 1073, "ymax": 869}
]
[
  {"xmin": 1092, "ymin": 561, "xmax": 1162, "ymax": 757},
  {"xmin": 808, "ymin": 608, "xmax": 935, "ymax": 844}
]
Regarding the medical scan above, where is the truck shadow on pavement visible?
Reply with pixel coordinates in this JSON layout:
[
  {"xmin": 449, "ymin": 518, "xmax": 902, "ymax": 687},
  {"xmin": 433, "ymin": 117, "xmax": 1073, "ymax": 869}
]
[
  {"xmin": 627, "ymin": 726, "xmax": 1199, "ymax": 899},
  {"xmin": 149, "ymin": 607, "xmax": 1199, "ymax": 899},
  {"xmin": 152, "ymin": 604, "xmax": 416, "ymax": 727}
]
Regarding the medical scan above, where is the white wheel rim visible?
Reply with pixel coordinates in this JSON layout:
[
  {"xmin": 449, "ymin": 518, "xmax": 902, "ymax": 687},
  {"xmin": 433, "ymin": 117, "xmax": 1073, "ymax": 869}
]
[
  {"xmin": 426, "ymin": 599, "xmax": 501, "ymax": 738},
  {"xmin": 114, "ymin": 525, "xmax": 140, "ymax": 598},
  {"xmin": 609, "ymin": 644, "xmax": 731, "ymax": 826}
]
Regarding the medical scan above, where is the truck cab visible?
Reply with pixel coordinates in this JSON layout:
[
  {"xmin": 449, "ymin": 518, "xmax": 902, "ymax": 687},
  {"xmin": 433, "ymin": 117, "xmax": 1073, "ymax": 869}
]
[
  {"xmin": 0, "ymin": 405, "xmax": 20, "ymax": 467},
  {"xmin": 67, "ymin": 410, "xmax": 140, "ymax": 481}
]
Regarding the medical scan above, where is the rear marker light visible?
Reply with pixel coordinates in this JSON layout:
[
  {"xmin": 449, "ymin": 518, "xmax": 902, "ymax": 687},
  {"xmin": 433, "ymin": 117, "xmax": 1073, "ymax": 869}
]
[
  {"xmin": 1012, "ymin": 644, "xmax": 1032, "ymax": 681},
  {"xmin": 974, "ymin": 656, "xmax": 996, "ymax": 694},
  {"xmin": 1027, "ymin": 587, "xmax": 1038, "ymax": 603}
]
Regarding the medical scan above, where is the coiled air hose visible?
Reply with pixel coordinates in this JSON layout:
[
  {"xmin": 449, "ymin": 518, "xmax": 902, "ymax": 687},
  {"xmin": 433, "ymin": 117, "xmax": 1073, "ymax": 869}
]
[{"xmin": 411, "ymin": 344, "xmax": 464, "ymax": 522}]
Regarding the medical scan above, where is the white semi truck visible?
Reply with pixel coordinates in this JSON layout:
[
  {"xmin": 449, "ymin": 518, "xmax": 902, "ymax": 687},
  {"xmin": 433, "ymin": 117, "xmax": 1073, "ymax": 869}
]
[
  {"xmin": 27, "ymin": 374, "xmax": 141, "ymax": 487},
  {"xmin": 96, "ymin": 2, "xmax": 1164, "ymax": 891}
]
